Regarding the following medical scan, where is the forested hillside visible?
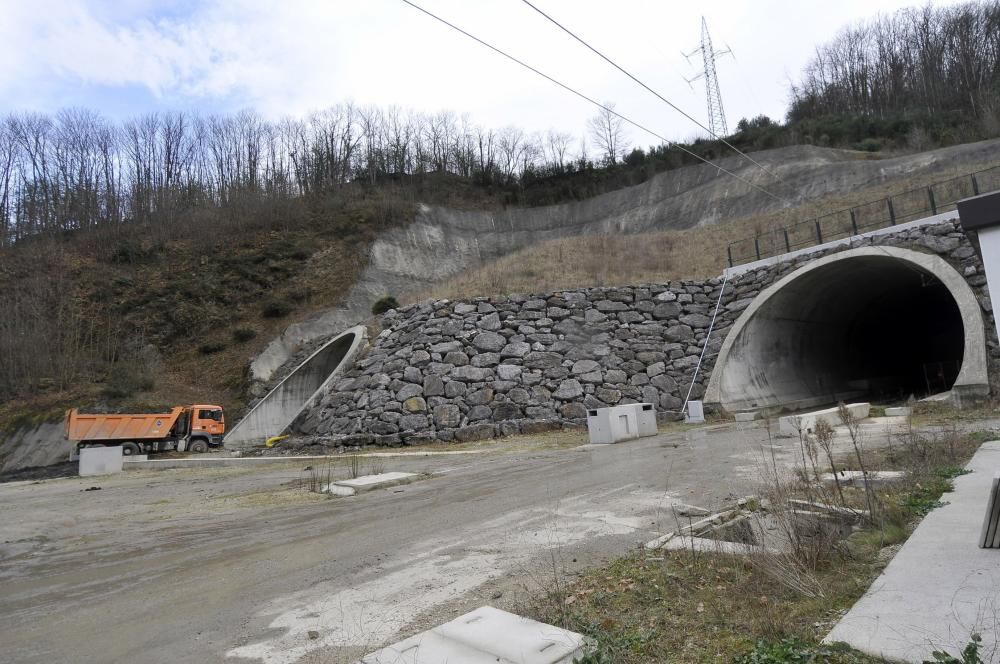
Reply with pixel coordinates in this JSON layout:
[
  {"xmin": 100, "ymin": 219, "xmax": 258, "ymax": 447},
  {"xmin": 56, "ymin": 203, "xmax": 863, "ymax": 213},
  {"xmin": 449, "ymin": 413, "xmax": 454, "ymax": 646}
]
[{"xmin": 0, "ymin": 0, "xmax": 998, "ymax": 423}]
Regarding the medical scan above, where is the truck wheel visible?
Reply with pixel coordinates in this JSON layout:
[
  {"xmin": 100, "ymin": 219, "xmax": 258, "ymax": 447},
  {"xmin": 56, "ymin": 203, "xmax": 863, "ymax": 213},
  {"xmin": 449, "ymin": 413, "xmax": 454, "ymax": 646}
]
[
  {"xmin": 121, "ymin": 442, "xmax": 139, "ymax": 456},
  {"xmin": 189, "ymin": 440, "xmax": 208, "ymax": 453}
]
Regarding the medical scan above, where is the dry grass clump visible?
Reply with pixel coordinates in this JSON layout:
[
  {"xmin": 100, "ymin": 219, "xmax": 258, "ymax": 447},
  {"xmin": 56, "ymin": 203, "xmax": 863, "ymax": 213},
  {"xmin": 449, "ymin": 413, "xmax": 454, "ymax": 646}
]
[{"xmin": 527, "ymin": 412, "xmax": 992, "ymax": 663}]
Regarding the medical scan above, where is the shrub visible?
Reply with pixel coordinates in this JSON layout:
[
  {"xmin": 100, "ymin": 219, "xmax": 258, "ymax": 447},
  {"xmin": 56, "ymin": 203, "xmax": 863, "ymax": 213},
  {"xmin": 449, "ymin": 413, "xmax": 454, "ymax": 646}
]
[
  {"xmin": 197, "ymin": 341, "xmax": 227, "ymax": 355},
  {"xmin": 101, "ymin": 365, "xmax": 155, "ymax": 399},
  {"xmin": 261, "ymin": 300, "xmax": 293, "ymax": 318},
  {"xmin": 371, "ymin": 295, "xmax": 400, "ymax": 315},
  {"xmin": 856, "ymin": 137, "xmax": 882, "ymax": 152},
  {"xmin": 232, "ymin": 327, "xmax": 257, "ymax": 343}
]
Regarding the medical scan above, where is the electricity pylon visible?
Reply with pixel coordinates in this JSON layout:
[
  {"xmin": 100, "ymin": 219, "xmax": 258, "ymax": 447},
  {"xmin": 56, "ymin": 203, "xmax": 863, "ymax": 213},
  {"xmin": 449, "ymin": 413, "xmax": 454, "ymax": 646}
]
[{"xmin": 684, "ymin": 17, "xmax": 732, "ymax": 138}]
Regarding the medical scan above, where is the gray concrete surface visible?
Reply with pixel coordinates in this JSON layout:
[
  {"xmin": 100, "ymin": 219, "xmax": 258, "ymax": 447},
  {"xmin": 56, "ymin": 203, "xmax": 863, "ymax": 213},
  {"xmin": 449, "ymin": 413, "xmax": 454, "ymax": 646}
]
[
  {"xmin": 1, "ymin": 420, "xmax": 866, "ymax": 664},
  {"xmin": 251, "ymin": 140, "xmax": 1000, "ymax": 384},
  {"xmin": 225, "ymin": 326, "xmax": 367, "ymax": 448},
  {"xmin": 826, "ymin": 441, "xmax": 1000, "ymax": 662}
]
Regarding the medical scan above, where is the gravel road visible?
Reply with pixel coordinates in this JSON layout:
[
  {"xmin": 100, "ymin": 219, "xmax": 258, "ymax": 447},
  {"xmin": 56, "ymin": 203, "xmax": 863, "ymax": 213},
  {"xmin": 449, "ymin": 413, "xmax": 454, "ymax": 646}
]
[{"xmin": 0, "ymin": 420, "xmax": 903, "ymax": 663}]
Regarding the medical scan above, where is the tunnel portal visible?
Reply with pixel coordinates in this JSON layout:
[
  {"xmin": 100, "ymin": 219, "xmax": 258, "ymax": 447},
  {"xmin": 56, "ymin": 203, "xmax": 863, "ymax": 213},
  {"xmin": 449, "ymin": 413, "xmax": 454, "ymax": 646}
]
[{"xmin": 708, "ymin": 247, "xmax": 987, "ymax": 412}]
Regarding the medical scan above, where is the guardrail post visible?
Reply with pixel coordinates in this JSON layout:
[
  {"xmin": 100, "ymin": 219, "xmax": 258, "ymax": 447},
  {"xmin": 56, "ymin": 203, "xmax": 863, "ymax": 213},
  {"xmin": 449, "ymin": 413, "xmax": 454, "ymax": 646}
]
[
  {"xmin": 928, "ymin": 186, "xmax": 937, "ymax": 215},
  {"xmin": 753, "ymin": 237, "xmax": 761, "ymax": 261},
  {"xmin": 814, "ymin": 220, "xmax": 823, "ymax": 244},
  {"xmin": 783, "ymin": 229, "xmax": 791, "ymax": 253},
  {"xmin": 972, "ymin": 174, "xmax": 980, "ymax": 196},
  {"xmin": 850, "ymin": 210, "xmax": 858, "ymax": 236},
  {"xmin": 887, "ymin": 198, "xmax": 896, "ymax": 226},
  {"xmin": 727, "ymin": 245, "xmax": 733, "ymax": 268}
]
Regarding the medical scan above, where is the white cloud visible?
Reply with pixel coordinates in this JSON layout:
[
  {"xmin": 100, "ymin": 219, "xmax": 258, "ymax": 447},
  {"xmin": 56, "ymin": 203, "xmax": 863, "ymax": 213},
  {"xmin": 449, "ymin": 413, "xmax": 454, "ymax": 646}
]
[{"xmin": 0, "ymin": 0, "xmax": 975, "ymax": 141}]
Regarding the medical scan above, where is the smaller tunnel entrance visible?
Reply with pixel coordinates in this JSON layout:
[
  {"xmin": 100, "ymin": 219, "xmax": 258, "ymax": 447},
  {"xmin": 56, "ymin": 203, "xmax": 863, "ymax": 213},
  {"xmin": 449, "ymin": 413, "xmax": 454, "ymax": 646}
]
[
  {"xmin": 224, "ymin": 326, "xmax": 367, "ymax": 447},
  {"xmin": 709, "ymin": 248, "xmax": 986, "ymax": 412}
]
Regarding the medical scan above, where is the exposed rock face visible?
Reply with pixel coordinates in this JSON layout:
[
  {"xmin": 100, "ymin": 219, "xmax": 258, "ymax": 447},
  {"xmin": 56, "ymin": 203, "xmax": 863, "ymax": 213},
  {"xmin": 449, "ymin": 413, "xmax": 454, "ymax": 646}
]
[{"xmin": 289, "ymin": 219, "xmax": 995, "ymax": 447}]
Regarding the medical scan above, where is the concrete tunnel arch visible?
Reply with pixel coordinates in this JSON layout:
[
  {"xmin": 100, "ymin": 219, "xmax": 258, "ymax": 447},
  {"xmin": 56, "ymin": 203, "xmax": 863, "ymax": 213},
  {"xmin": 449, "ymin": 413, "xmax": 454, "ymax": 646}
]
[
  {"xmin": 224, "ymin": 326, "xmax": 368, "ymax": 448},
  {"xmin": 705, "ymin": 246, "xmax": 989, "ymax": 413}
]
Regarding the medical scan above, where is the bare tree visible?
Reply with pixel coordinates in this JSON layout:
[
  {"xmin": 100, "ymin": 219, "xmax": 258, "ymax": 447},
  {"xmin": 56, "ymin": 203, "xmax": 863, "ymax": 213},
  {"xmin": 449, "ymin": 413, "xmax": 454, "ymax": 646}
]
[{"xmin": 587, "ymin": 102, "xmax": 630, "ymax": 166}]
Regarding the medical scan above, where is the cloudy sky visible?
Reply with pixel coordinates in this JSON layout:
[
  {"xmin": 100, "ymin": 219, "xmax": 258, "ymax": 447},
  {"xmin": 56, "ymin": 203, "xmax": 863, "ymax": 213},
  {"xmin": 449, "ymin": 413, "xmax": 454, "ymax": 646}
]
[{"xmin": 0, "ymin": 0, "xmax": 970, "ymax": 146}]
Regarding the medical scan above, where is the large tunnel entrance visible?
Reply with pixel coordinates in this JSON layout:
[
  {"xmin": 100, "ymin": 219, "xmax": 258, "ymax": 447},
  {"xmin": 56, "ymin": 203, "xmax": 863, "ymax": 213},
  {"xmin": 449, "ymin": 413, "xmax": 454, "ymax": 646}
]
[
  {"xmin": 224, "ymin": 326, "xmax": 367, "ymax": 448},
  {"xmin": 706, "ymin": 247, "xmax": 989, "ymax": 412}
]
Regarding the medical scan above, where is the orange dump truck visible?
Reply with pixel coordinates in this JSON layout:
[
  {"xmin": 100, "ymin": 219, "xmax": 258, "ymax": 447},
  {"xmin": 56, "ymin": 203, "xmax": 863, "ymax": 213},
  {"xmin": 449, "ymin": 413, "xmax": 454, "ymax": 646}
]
[{"xmin": 66, "ymin": 404, "xmax": 225, "ymax": 458}]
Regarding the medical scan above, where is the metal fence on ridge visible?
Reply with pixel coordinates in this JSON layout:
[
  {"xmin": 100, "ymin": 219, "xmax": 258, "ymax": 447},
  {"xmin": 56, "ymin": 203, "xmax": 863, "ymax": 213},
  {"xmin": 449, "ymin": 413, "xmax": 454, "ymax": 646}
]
[{"xmin": 726, "ymin": 164, "xmax": 1000, "ymax": 267}]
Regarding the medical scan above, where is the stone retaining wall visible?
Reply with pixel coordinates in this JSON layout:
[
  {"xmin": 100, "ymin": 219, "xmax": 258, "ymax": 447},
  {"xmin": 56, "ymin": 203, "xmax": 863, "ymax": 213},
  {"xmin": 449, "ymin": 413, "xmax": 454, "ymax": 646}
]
[{"xmin": 290, "ymin": 219, "xmax": 995, "ymax": 447}]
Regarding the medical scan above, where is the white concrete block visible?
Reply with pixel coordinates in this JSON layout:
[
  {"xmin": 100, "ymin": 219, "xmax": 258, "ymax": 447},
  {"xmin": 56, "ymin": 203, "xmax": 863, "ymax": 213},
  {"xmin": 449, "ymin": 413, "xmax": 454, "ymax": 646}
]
[
  {"xmin": 778, "ymin": 402, "xmax": 870, "ymax": 436},
  {"xmin": 685, "ymin": 400, "xmax": 705, "ymax": 424},
  {"xmin": 79, "ymin": 446, "xmax": 124, "ymax": 476},
  {"xmin": 734, "ymin": 411, "xmax": 757, "ymax": 422},
  {"xmin": 630, "ymin": 403, "xmax": 658, "ymax": 436},
  {"xmin": 332, "ymin": 472, "xmax": 418, "ymax": 493},
  {"xmin": 884, "ymin": 407, "xmax": 912, "ymax": 417},
  {"xmin": 586, "ymin": 406, "xmax": 639, "ymax": 444},
  {"xmin": 360, "ymin": 606, "xmax": 587, "ymax": 664},
  {"xmin": 323, "ymin": 484, "xmax": 356, "ymax": 497}
]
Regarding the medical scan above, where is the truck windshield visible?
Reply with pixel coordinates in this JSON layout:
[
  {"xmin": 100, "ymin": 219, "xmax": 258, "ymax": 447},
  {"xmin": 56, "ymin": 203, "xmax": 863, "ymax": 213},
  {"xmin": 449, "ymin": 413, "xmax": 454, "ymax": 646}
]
[{"xmin": 199, "ymin": 409, "xmax": 222, "ymax": 421}]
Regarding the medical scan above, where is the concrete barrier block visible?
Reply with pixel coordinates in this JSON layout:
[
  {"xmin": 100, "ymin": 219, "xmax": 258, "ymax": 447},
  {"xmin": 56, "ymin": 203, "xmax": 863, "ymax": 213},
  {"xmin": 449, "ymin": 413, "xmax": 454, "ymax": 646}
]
[
  {"xmin": 884, "ymin": 407, "xmax": 912, "ymax": 417},
  {"xmin": 734, "ymin": 411, "xmax": 757, "ymax": 422},
  {"xmin": 586, "ymin": 406, "xmax": 640, "ymax": 444},
  {"xmin": 79, "ymin": 446, "xmax": 124, "ymax": 476},
  {"xmin": 778, "ymin": 402, "xmax": 870, "ymax": 435},
  {"xmin": 685, "ymin": 400, "xmax": 705, "ymax": 424}
]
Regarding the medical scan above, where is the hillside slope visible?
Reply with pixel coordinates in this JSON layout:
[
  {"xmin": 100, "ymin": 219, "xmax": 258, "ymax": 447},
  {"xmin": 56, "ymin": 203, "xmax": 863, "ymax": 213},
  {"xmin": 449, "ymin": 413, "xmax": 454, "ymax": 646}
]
[{"xmin": 253, "ymin": 139, "xmax": 1000, "ymax": 384}]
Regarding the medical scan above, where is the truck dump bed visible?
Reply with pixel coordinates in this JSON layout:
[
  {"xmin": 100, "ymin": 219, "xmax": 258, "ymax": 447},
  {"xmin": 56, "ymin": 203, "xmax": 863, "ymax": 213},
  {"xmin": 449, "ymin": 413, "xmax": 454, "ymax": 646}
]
[{"xmin": 65, "ymin": 407, "xmax": 184, "ymax": 442}]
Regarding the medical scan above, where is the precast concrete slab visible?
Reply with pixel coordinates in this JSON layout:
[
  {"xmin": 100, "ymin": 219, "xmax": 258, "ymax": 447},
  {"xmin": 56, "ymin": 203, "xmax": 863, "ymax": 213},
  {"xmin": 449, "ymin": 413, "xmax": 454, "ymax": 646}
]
[
  {"xmin": 359, "ymin": 606, "xmax": 588, "ymax": 664},
  {"xmin": 778, "ymin": 403, "xmax": 870, "ymax": 436},
  {"xmin": 328, "ymin": 472, "xmax": 419, "ymax": 495},
  {"xmin": 821, "ymin": 470, "xmax": 906, "ymax": 488},
  {"xmin": 884, "ymin": 407, "xmax": 913, "ymax": 417},
  {"xmin": 224, "ymin": 326, "xmax": 367, "ymax": 449},
  {"xmin": 824, "ymin": 442, "xmax": 1000, "ymax": 662}
]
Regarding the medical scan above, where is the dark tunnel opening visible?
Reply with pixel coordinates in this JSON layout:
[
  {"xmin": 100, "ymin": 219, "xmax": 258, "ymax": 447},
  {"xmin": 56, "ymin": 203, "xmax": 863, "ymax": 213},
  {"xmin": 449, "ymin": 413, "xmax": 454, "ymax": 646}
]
[{"xmin": 715, "ymin": 255, "xmax": 968, "ymax": 412}]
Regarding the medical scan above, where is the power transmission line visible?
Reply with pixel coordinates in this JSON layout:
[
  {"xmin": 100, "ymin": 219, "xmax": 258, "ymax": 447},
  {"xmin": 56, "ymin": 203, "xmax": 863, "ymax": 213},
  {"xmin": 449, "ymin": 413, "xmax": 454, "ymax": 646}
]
[
  {"xmin": 399, "ymin": 0, "xmax": 790, "ymax": 205},
  {"xmin": 519, "ymin": 0, "xmax": 785, "ymax": 184}
]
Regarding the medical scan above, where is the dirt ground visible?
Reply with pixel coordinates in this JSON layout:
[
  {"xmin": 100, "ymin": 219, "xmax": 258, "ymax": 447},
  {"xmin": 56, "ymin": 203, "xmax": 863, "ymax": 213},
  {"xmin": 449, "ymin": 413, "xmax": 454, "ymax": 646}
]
[{"xmin": 0, "ymin": 417, "xmax": 985, "ymax": 664}]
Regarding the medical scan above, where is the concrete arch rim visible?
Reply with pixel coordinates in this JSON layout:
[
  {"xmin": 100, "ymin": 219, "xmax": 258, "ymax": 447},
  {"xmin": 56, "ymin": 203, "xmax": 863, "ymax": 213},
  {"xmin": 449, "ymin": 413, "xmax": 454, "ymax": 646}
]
[
  {"xmin": 704, "ymin": 246, "xmax": 988, "ymax": 410},
  {"xmin": 224, "ymin": 324, "xmax": 369, "ymax": 446}
]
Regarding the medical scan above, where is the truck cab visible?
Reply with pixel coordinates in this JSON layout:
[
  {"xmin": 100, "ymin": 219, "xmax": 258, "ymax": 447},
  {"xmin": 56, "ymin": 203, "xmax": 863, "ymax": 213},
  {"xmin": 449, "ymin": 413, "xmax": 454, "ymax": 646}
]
[
  {"xmin": 190, "ymin": 405, "xmax": 225, "ymax": 441},
  {"xmin": 181, "ymin": 405, "xmax": 225, "ymax": 452}
]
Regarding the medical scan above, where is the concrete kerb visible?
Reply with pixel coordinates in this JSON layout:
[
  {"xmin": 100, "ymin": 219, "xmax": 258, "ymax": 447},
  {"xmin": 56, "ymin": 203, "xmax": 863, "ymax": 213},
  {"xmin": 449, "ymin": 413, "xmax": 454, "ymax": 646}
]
[
  {"xmin": 224, "ymin": 325, "xmax": 368, "ymax": 448},
  {"xmin": 122, "ymin": 448, "xmax": 491, "ymax": 471},
  {"xmin": 705, "ymin": 245, "xmax": 990, "ymax": 411}
]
